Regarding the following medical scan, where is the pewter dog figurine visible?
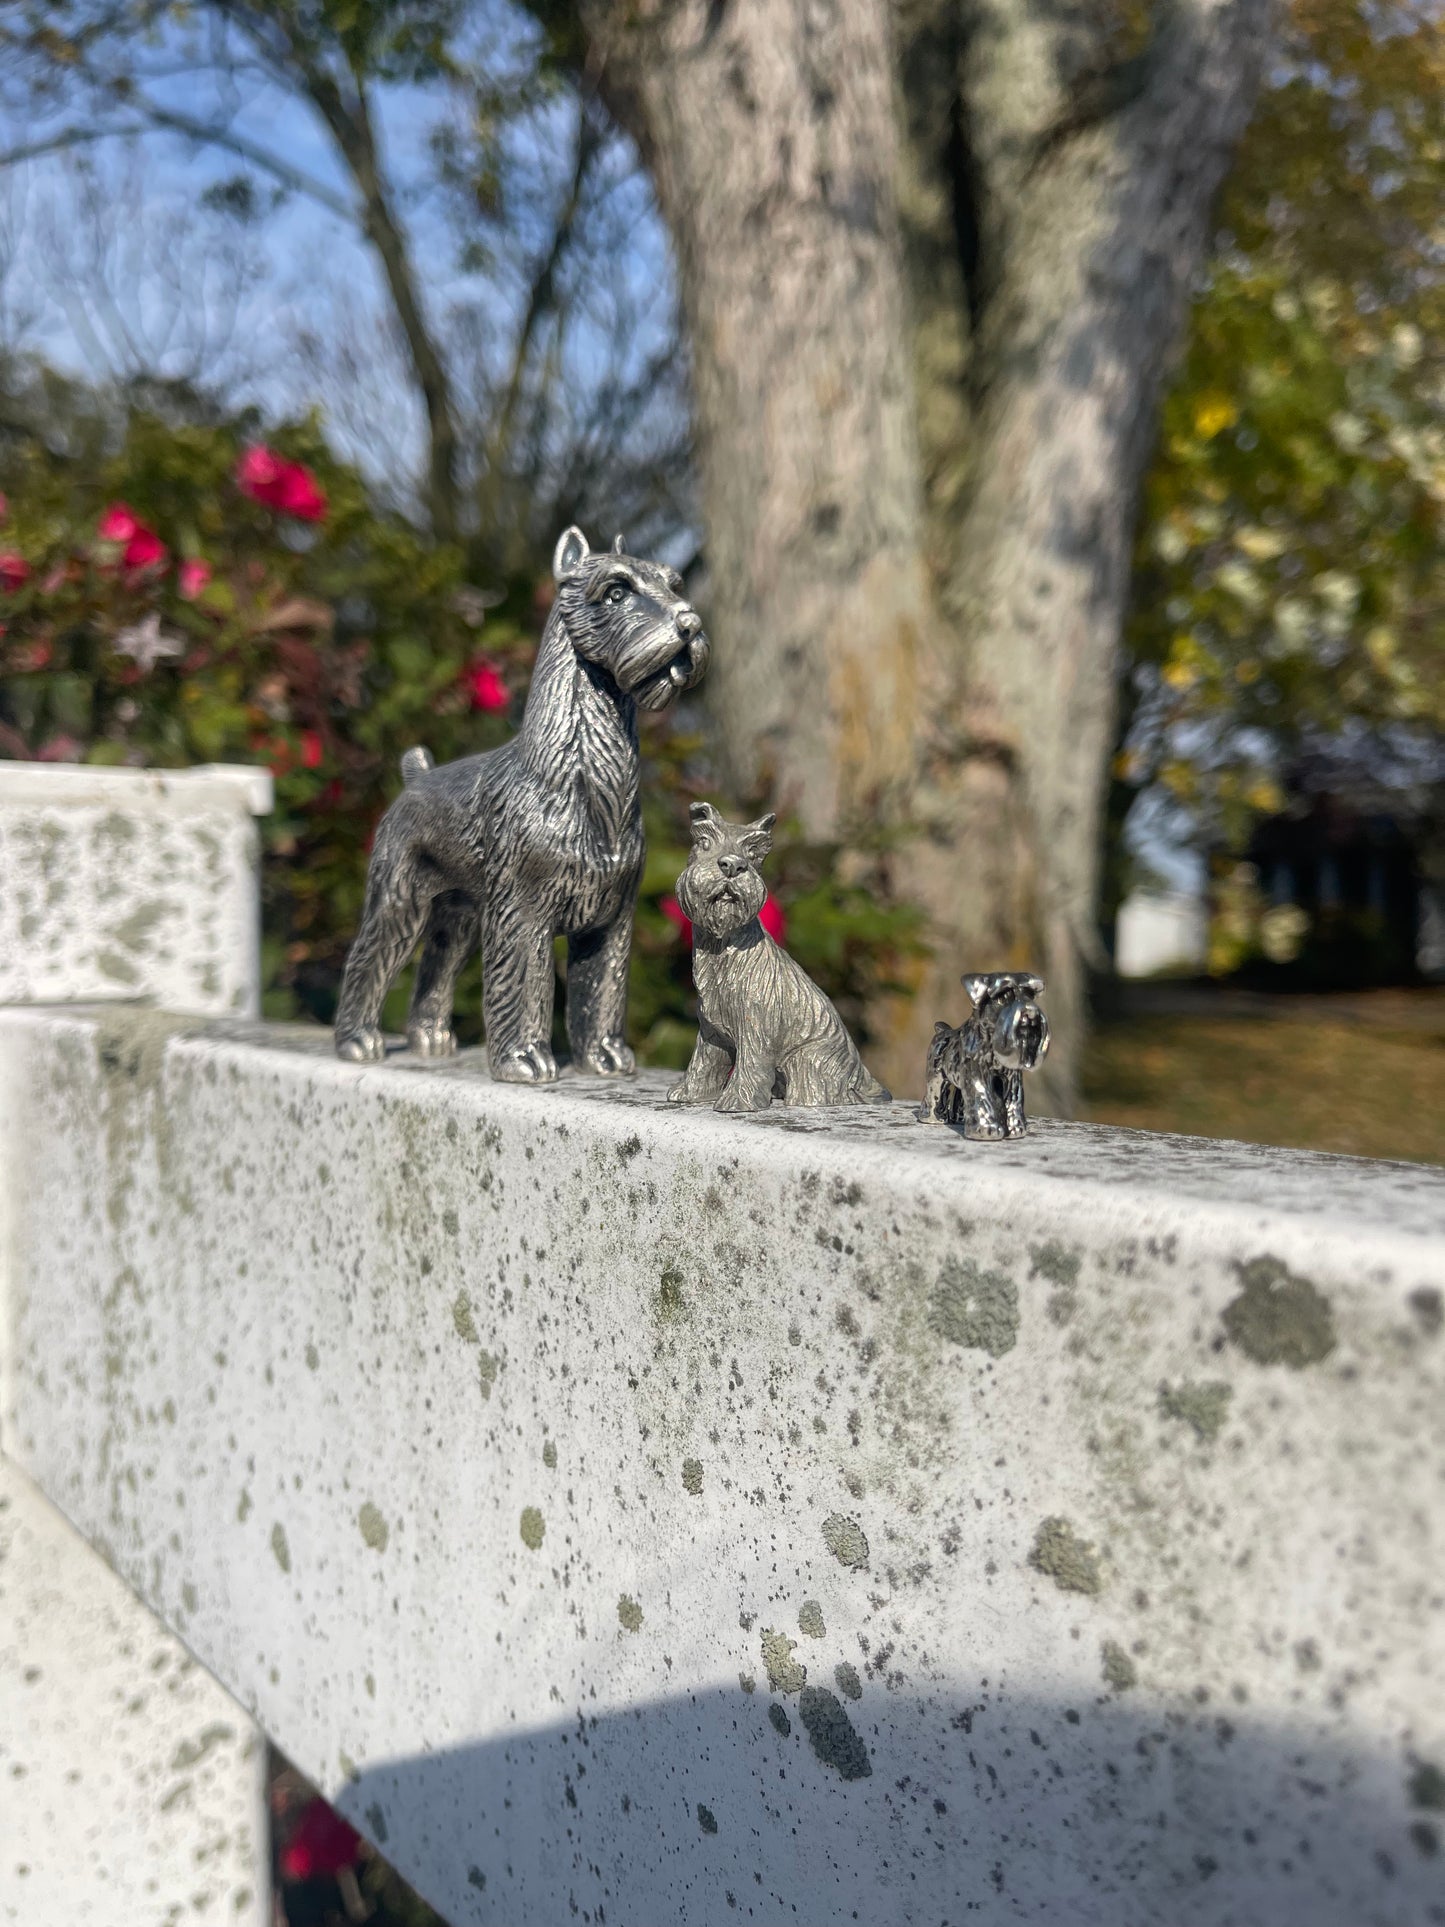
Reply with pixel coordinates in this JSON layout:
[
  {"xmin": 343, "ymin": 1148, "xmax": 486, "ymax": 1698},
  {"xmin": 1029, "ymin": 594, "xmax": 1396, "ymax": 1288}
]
[
  {"xmin": 923, "ymin": 972, "xmax": 1049, "ymax": 1139},
  {"xmin": 666, "ymin": 802, "xmax": 890, "ymax": 1113},
  {"xmin": 334, "ymin": 527, "xmax": 709, "ymax": 1079}
]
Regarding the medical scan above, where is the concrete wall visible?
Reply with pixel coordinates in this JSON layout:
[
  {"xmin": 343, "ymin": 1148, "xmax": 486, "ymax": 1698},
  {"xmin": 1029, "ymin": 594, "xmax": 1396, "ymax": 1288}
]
[
  {"xmin": 0, "ymin": 762, "xmax": 272, "ymax": 1017},
  {"xmin": 0, "ymin": 1454, "xmax": 268, "ymax": 1926},
  {"xmin": 2, "ymin": 1005, "xmax": 1442, "ymax": 1925}
]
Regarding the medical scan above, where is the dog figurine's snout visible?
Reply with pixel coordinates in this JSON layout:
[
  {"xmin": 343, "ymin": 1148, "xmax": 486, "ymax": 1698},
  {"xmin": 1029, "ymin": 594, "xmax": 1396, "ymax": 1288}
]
[
  {"xmin": 994, "ymin": 997, "xmax": 1050, "ymax": 1073},
  {"xmin": 676, "ymin": 607, "xmax": 703, "ymax": 641}
]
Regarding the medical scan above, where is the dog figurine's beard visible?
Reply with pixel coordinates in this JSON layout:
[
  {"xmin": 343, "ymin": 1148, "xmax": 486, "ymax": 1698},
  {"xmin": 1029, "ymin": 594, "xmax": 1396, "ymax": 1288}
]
[
  {"xmin": 676, "ymin": 861, "xmax": 766, "ymax": 941},
  {"xmin": 630, "ymin": 632, "xmax": 709, "ymax": 711},
  {"xmin": 566, "ymin": 598, "xmax": 710, "ymax": 711},
  {"xmin": 988, "ymin": 998, "xmax": 1050, "ymax": 1071}
]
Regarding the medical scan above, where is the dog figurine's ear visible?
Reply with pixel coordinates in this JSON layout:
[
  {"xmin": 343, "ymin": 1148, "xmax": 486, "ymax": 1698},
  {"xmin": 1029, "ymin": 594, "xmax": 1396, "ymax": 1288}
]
[
  {"xmin": 688, "ymin": 800, "xmax": 725, "ymax": 847},
  {"xmin": 961, "ymin": 973, "xmax": 992, "ymax": 1007},
  {"xmin": 738, "ymin": 812, "xmax": 776, "ymax": 865},
  {"xmin": 553, "ymin": 525, "xmax": 590, "ymax": 581},
  {"xmin": 1018, "ymin": 973, "xmax": 1045, "ymax": 999},
  {"xmin": 612, "ymin": 533, "xmax": 627, "ymax": 555}
]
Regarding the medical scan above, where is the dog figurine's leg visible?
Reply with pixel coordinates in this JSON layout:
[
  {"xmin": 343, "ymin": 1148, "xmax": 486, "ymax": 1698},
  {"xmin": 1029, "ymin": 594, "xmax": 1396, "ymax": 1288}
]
[
  {"xmin": 1000, "ymin": 1068, "xmax": 1028, "ymax": 1137},
  {"xmin": 667, "ymin": 1022, "xmax": 735, "ymax": 1106},
  {"xmin": 334, "ymin": 847, "xmax": 431, "ymax": 1062},
  {"xmin": 482, "ymin": 908, "xmax": 559, "ymax": 1084},
  {"xmin": 963, "ymin": 1073, "xmax": 1009, "ymax": 1141},
  {"xmin": 715, "ymin": 1041, "xmax": 780, "ymax": 1114},
  {"xmin": 406, "ymin": 890, "xmax": 476, "ymax": 1058},
  {"xmin": 566, "ymin": 915, "xmax": 636, "ymax": 1076}
]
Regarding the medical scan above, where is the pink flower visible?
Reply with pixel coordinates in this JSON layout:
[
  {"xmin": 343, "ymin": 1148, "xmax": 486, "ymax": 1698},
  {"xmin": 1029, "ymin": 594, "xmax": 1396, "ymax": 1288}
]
[
  {"xmin": 660, "ymin": 895, "xmax": 691, "ymax": 942},
  {"xmin": 123, "ymin": 525, "xmax": 168, "ymax": 575},
  {"xmin": 279, "ymin": 1798, "xmax": 362, "ymax": 1882},
  {"xmin": 237, "ymin": 446, "xmax": 328, "ymax": 522},
  {"xmin": 37, "ymin": 734, "xmax": 82, "ymax": 762},
  {"xmin": 0, "ymin": 551, "xmax": 29, "ymax": 592},
  {"xmin": 98, "ymin": 502, "xmax": 141, "ymax": 543},
  {"xmin": 300, "ymin": 728, "xmax": 323, "ymax": 770},
  {"xmin": 466, "ymin": 659, "xmax": 510, "ymax": 713},
  {"xmin": 178, "ymin": 558, "xmax": 212, "ymax": 600}
]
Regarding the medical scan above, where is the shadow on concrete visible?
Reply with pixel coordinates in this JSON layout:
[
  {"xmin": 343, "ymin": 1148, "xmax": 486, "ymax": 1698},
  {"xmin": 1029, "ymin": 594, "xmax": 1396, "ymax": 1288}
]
[{"xmin": 332, "ymin": 1681, "xmax": 1443, "ymax": 1927}]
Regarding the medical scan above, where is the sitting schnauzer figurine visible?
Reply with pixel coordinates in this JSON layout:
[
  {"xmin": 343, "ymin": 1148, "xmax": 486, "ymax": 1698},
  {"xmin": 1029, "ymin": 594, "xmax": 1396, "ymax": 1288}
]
[
  {"xmin": 334, "ymin": 526, "xmax": 709, "ymax": 1079},
  {"xmin": 667, "ymin": 802, "xmax": 890, "ymax": 1113},
  {"xmin": 924, "ymin": 973, "xmax": 1049, "ymax": 1139}
]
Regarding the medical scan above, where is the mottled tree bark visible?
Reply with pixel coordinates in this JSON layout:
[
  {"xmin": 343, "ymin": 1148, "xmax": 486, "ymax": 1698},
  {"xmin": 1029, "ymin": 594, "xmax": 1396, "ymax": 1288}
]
[{"xmin": 580, "ymin": 0, "xmax": 1274, "ymax": 1103}]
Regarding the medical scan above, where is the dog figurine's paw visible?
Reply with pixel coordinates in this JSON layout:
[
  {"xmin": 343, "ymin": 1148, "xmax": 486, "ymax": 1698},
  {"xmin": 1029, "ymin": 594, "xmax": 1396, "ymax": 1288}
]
[
  {"xmin": 407, "ymin": 1024, "xmax": 457, "ymax": 1058},
  {"xmin": 491, "ymin": 1042, "xmax": 558, "ymax": 1084},
  {"xmin": 579, "ymin": 1036, "xmax": 635, "ymax": 1077},
  {"xmin": 336, "ymin": 1026, "xmax": 386, "ymax": 1063}
]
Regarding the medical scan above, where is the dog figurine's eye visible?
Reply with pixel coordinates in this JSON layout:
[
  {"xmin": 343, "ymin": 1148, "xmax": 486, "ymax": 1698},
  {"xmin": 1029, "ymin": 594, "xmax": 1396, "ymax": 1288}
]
[{"xmin": 607, "ymin": 584, "xmax": 627, "ymax": 604}]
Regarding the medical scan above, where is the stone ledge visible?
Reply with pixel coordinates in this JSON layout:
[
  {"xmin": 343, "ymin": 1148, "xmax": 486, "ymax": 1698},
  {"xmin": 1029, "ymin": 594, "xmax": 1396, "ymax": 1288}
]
[{"xmin": 1, "ymin": 1005, "xmax": 1442, "ymax": 1925}]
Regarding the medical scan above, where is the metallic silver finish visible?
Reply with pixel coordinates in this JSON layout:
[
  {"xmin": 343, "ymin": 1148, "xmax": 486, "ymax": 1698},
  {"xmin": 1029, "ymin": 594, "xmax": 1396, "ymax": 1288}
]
[
  {"xmin": 334, "ymin": 526, "xmax": 709, "ymax": 1079},
  {"xmin": 667, "ymin": 802, "xmax": 890, "ymax": 1112},
  {"xmin": 924, "ymin": 972, "xmax": 1050, "ymax": 1139}
]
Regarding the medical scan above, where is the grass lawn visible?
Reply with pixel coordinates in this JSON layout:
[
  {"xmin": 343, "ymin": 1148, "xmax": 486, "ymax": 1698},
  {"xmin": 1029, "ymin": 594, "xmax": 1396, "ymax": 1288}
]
[{"xmin": 1081, "ymin": 991, "xmax": 1445, "ymax": 1166}]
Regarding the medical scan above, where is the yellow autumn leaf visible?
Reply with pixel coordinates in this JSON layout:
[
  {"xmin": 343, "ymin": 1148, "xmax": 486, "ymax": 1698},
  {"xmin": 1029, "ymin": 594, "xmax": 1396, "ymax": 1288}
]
[
  {"xmin": 1235, "ymin": 659, "xmax": 1261, "ymax": 684},
  {"xmin": 1245, "ymin": 778, "xmax": 1283, "ymax": 814},
  {"xmin": 1162, "ymin": 661, "xmax": 1197, "ymax": 690},
  {"xmin": 1193, "ymin": 394, "xmax": 1238, "ymax": 440},
  {"xmin": 1234, "ymin": 526, "xmax": 1287, "ymax": 561},
  {"xmin": 1365, "ymin": 625, "xmax": 1397, "ymax": 669}
]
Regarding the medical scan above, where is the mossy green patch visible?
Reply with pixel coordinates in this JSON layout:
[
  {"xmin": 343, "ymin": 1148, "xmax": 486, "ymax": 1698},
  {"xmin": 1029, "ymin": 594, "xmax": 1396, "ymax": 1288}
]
[
  {"xmin": 1101, "ymin": 1639, "xmax": 1137, "ymax": 1690},
  {"xmin": 270, "ymin": 1523, "xmax": 291, "ymax": 1574},
  {"xmin": 452, "ymin": 1292, "xmax": 480, "ymax": 1344},
  {"xmin": 682, "ymin": 1457, "xmax": 704, "ymax": 1495},
  {"xmin": 821, "ymin": 1513, "xmax": 869, "ymax": 1569},
  {"xmin": 1028, "ymin": 1241, "xmax": 1081, "ymax": 1287},
  {"xmin": 760, "ymin": 1628, "xmax": 807, "ymax": 1694},
  {"xmin": 696, "ymin": 1803, "xmax": 718, "ymax": 1834},
  {"xmin": 798, "ymin": 1686, "xmax": 871, "ymax": 1780},
  {"xmin": 358, "ymin": 1503, "xmax": 389, "ymax": 1553},
  {"xmin": 768, "ymin": 1703, "xmax": 791, "ymax": 1737},
  {"xmin": 304, "ymin": 1342, "xmax": 319, "ymax": 1371},
  {"xmin": 1158, "ymin": 1379, "xmax": 1233, "ymax": 1441},
  {"xmin": 834, "ymin": 1662, "xmax": 862, "ymax": 1702},
  {"xmin": 657, "ymin": 1264, "xmax": 686, "ymax": 1321},
  {"xmin": 478, "ymin": 1350, "xmax": 499, "ymax": 1398},
  {"xmin": 520, "ymin": 1506, "xmax": 545, "ymax": 1551},
  {"xmin": 543, "ymin": 1439, "xmax": 558, "ymax": 1470},
  {"xmin": 1029, "ymin": 1516, "xmax": 1102, "ymax": 1595},
  {"xmin": 798, "ymin": 1599, "xmax": 825, "ymax": 1638},
  {"xmin": 931, "ymin": 1257, "xmax": 1019, "ymax": 1356},
  {"xmin": 1410, "ymin": 1761, "xmax": 1445, "ymax": 1811},
  {"xmin": 617, "ymin": 1594, "xmax": 643, "ymax": 1632},
  {"xmin": 1222, "ymin": 1256, "xmax": 1336, "ymax": 1367}
]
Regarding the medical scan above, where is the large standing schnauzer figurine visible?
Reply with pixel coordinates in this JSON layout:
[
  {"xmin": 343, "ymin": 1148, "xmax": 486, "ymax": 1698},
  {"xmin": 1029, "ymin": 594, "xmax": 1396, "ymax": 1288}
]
[
  {"xmin": 923, "ymin": 972, "xmax": 1049, "ymax": 1139},
  {"xmin": 667, "ymin": 802, "xmax": 890, "ymax": 1112},
  {"xmin": 334, "ymin": 527, "xmax": 709, "ymax": 1079}
]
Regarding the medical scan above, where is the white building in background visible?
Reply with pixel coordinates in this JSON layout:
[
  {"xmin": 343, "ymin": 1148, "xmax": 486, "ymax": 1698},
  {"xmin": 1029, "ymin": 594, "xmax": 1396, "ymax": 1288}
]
[{"xmin": 1114, "ymin": 890, "xmax": 1208, "ymax": 978}]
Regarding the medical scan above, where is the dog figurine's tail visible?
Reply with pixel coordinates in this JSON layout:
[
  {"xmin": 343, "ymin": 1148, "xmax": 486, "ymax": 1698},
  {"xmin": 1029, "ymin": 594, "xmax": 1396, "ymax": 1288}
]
[{"xmin": 400, "ymin": 746, "xmax": 435, "ymax": 787}]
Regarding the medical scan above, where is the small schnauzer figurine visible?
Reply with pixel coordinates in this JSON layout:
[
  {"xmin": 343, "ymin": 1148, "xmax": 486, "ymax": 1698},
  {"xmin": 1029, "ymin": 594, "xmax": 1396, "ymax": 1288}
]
[
  {"xmin": 334, "ymin": 527, "xmax": 709, "ymax": 1079},
  {"xmin": 924, "ymin": 973, "xmax": 1049, "ymax": 1139},
  {"xmin": 667, "ymin": 802, "xmax": 890, "ymax": 1113}
]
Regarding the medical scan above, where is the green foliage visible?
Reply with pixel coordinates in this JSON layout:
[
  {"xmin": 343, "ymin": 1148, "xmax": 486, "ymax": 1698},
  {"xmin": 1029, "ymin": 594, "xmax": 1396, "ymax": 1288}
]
[
  {"xmin": 0, "ymin": 380, "xmax": 921, "ymax": 1057},
  {"xmin": 1121, "ymin": 0, "xmax": 1445, "ymax": 862}
]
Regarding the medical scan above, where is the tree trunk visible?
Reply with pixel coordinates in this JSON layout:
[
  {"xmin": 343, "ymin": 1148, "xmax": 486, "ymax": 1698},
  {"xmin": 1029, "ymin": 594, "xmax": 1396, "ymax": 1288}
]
[{"xmin": 582, "ymin": 0, "xmax": 1274, "ymax": 1104}]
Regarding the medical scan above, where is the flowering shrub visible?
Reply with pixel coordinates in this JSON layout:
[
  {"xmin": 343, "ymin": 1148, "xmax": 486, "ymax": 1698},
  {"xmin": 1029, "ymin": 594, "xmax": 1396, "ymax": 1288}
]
[{"xmin": 0, "ymin": 393, "xmax": 921, "ymax": 1057}]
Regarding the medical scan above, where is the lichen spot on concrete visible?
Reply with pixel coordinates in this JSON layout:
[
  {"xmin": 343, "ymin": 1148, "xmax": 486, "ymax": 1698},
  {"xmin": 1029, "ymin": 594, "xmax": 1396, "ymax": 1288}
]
[
  {"xmin": 697, "ymin": 1803, "xmax": 718, "ymax": 1834},
  {"xmin": 304, "ymin": 1341, "xmax": 319, "ymax": 1371},
  {"xmin": 617, "ymin": 1593, "xmax": 643, "ymax": 1632},
  {"xmin": 1029, "ymin": 1516, "xmax": 1102, "ymax": 1595},
  {"xmin": 543, "ymin": 1439, "xmax": 558, "ymax": 1470},
  {"xmin": 270, "ymin": 1523, "xmax": 291, "ymax": 1574},
  {"xmin": 768, "ymin": 1703, "xmax": 791, "ymax": 1738},
  {"xmin": 1101, "ymin": 1639, "xmax": 1137, "ymax": 1690},
  {"xmin": 798, "ymin": 1686, "xmax": 871, "ymax": 1780},
  {"xmin": 834, "ymin": 1661, "xmax": 862, "ymax": 1701},
  {"xmin": 452, "ymin": 1291, "xmax": 480, "ymax": 1344},
  {"xmin": 1159, "ymin": 1379, "xmax": 1233, "ymax": 1441},
  {"xmin": 761, "ymin": 1628, "xmax": 807, "ymax": 1694},
  {"xmin": 478, "ymin": 1350, "xmax": 499, "ymax": 1399},
  {"xmin": 739, "ymin": 1672, "xmax": 755, "ymax": 1694},
  {"xmin": 1410, "ymin": 1760, "xmax": 1445, "ymax": 1812},
  {"xmin": 798, "ymin": 1598, "xmax": 826, "ymax": 1638},
  {"xmin": 520, "ymin": 1506, "xmax": 545, "ymax": 1551},
  {"xmin": 1028, "ymin": 1241, "xmax": 1081, "ymax": 1288},
  {"xmin": 1222, "ymin": 1255, "xmax": 1336, "ymax": 1367},
  {"xmin": 931, "ymin": 1257, "xmax": 1019, "ymax": 1357},
  {"xmin": 442, "ymin": 1207, "xmax": 460, "ymax": 1237},
  {"xmin": 821, "ymin": 1512, "xmax": 869, "ymax": 1569},
  {"xmin": 682, "ymin": 1457, "xmax": 704, "ymax": 1495},
  {"xmin": 359, "ymin": 1503, "xmax": 389, "ymax": 1553},
  {"xmin": 656, "ymin": 1263, "xmax": 686, "ymax": 1322}
]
